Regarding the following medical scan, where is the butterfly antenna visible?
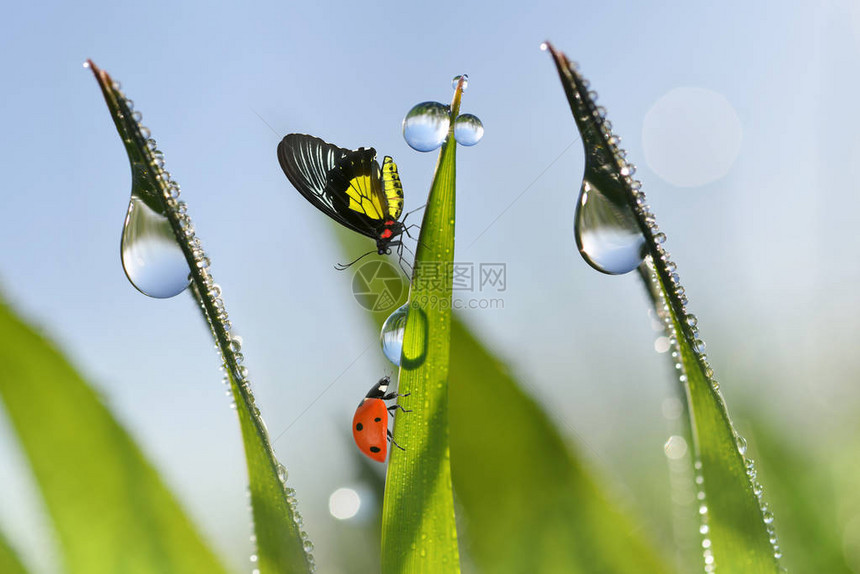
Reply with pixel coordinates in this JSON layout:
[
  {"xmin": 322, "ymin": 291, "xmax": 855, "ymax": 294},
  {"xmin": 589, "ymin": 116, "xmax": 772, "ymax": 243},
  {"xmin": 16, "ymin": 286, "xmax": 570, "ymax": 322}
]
[{"xmin": 334, "ymin": 249, "xmax": 375, "ymax": 271}]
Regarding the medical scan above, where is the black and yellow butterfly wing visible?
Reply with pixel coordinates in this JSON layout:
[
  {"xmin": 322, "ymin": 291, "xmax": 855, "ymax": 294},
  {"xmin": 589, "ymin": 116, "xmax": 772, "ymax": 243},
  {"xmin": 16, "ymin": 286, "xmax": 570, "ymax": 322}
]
[{"xmin": 278, "ymin": 134, "xmax": 403, "ymax": 239}]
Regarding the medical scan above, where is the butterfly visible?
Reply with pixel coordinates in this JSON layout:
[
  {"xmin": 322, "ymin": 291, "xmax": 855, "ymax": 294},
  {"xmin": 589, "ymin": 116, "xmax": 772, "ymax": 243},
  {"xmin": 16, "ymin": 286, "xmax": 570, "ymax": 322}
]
[{"xmin": 277, "ymin": 133, "xmax": 415, "ymax": 271}]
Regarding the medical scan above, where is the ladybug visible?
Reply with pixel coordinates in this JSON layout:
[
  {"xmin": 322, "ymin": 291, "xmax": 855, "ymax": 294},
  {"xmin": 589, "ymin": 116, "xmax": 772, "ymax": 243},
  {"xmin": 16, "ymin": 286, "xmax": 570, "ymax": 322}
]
[{"xmin": 352, "ymin": 376, "xmax": 410, "ymax": 462}]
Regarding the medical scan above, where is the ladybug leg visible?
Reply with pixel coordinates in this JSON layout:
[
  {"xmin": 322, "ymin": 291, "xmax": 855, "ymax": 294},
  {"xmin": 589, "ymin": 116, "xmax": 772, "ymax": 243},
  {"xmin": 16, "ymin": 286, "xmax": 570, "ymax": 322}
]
[
  {"xmin": 388, "ymin": 404, "xmax": 412, "ymax": 413},
  {"xmin": 387, "ymin": 429, "xmax": 406, "ymax": 451},
  {"xmin": 382, "ymin": 392, "xmax": 410, "ymax": 400}
]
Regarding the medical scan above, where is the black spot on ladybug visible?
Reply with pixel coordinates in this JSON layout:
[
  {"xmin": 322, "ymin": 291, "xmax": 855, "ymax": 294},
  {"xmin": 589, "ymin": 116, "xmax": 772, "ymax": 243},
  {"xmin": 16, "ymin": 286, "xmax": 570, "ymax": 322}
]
[
  {"xmin": 356, "ymin": 423, "xmax": 364, "ymax": 431},
  {"xmin": 370, "ymin": 446, "xmax": 381, "ymax": 453},
  {"xmin": 374, "ymin": 417, "xmax": 382, "ymax": 422}
]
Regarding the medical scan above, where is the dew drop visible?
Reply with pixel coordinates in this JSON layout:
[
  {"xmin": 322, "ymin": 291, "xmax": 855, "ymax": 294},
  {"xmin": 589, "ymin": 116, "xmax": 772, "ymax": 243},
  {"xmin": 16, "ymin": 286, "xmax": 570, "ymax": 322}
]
[
  {"xmin": 121, "ymin": 192, "xmax": 190, "ymax": 298},
  {"xmin": 539, "ymin": 42, "xmax": 549, "ymax": 51},
  {"xmin": 574, "ymin": 178, "xmax": 646, "ymax": 275},
  {"xmin": 453, "ymin": 114, "xmax": 484, "ymax": 146},
  {"xmin": 736, "ymin": 435, "xmax": 748, "ymax": 456},
  {"xmin": 452, "ymin": 74, "xmax": 468, "ymax": 91},
  {"xmin": 380, "ymin": 303, "xmax": 408, "ymax": 366},
  {"xmin": 403, "ymin": 102, "xmax": 450, "ymax": 152}
]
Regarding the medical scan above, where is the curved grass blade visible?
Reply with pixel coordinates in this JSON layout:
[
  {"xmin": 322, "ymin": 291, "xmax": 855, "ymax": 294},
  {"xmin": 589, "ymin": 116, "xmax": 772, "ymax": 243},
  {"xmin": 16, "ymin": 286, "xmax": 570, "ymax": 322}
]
[
  {"xmin": 545, "ymin": 42, "xmax": 781, "ymax": 573},
  {"xmin": 0, "ymin": 527, "xmax": 28, "ymax": 574},
  {"xmin": 0, "ymin": 296, "xmax": 228, "ymax": 574},
  {"xmin": 380, "ymin": 78, "xmax": 466, "ymax": 574},
  {"xmin": 87, "ymin": 61, "xmax": 313, "ymax": 573}
]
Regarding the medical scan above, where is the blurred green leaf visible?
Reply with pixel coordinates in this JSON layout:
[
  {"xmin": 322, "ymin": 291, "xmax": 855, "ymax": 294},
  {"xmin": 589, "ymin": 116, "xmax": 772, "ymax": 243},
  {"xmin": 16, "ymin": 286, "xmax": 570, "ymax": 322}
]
[
  {"xmin": 0, "ymin": 528, "xmax": 28, "ymax": 574},
  {"xmin": 88, "ymin": 60, "xmax": 312, "ymax": 573},
  {"xmin": 739, "ymin": 407, "xmax": 850, "ymax": 573},
  {"xmin": 381, "ymin": 80, "xmax": 465, "ymax": 574},
  {"xmin": 449, "ymin": 316, "xmax": 674, "ymax": 573},
  {"xmin": 0, "ymin": 296, "xmax": 229, "ymax": 574},
  {"xmin": 546, "ymin": 42, "xmax": 780, "ymax": 572}
]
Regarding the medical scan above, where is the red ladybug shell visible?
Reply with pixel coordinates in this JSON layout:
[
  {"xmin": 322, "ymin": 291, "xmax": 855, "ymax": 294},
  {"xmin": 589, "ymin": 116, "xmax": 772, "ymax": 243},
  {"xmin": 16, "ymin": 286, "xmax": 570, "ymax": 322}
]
[{"xmin": 352, "ymin": 398, "xmax": 389, "ymax": 462}]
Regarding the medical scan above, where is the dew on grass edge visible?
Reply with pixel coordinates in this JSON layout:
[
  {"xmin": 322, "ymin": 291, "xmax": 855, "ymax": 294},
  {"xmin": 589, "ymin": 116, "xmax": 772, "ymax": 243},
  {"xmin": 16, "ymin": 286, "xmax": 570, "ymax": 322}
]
[
  {"xmin": 89, "ymin": 62, "xmax": 315, "ymax": 571},
  {"xmin": 547, "ymin": 46, "xmax": 783, "ymax": 568}
]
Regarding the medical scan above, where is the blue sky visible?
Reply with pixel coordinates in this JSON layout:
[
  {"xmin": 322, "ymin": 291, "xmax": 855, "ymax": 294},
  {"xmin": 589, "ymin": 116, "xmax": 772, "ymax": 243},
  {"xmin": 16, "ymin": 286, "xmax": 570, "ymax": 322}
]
[{"xmin": 2, "ymin": 1, "xmax": 860, "ymax": 572}]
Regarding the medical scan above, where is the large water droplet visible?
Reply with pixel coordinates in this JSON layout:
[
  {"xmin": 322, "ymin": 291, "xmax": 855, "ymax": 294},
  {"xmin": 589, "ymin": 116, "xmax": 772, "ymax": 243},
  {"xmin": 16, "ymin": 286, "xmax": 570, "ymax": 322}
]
[
  {"xmin": 381, "ymin": 303, "xmax": 408, "ymax": 366},
  {"xmin": 454, "ymin": 114, "xmax": 484, "ymax": 146},
  {"xmin": 403, "ymin": 102, "xmax": 450, "ymax": 152},
  {"xmin": 121, "ymin": 192, "xmax": 190, "ymax": 298},
  {"xmin": 452, "ymin": 74, "xmax": 469, "ymax": 91},
  {"xmin": 574, "ymin": 177, "xmax": 645, "ymax": 274}
]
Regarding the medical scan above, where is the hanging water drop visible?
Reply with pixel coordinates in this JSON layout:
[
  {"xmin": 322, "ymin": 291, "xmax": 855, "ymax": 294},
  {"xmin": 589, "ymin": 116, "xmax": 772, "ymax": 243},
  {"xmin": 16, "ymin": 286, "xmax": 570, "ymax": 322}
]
[
  {"xmin": 574, "ymin": 177, "xmax": 646, "ymax": 275},
  {"xmin": 381, "ymin": 303, "xmax": 409, "ymax": 366},
  {"xmin": 403, "ymin": 102, "xmax": 450, "ymax": 152},
  {"xmin": 454, "ymin": 114, "xmax": 484, "ymax": 146},
  {"xmin": 736, "ymin": 435, "xmax": 748, "ymax": 456},
  {"xmin": 452, "ymin": 74, "xmax": 469, "ymax": 91},
  {"xmin": 121, "ymin": 190, "xmax": 190, "ymax": 298}
]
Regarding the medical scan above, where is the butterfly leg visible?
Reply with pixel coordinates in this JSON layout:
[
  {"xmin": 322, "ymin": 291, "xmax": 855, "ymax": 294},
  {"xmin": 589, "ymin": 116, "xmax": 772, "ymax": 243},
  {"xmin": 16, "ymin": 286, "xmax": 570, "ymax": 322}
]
[
  {"xmin": 390, "ymin": 241, "xmax": 414, "ymax": 278},
  {"xmin": 401, "ymin": 204, "xmax": 427, "ymax": 224}
]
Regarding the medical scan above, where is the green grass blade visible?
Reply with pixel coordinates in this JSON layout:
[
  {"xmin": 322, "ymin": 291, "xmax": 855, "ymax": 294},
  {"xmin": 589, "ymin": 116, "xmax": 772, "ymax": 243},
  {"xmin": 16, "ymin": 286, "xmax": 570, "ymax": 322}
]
[
  {"xmin": 340, "ymin": 222, "xmax": 676, "ymax": 572},
  {"xmin": 0, "ymin": 296, "xmax": 228, "ymax": 574},
  {"xmin": 380, "ymin": 80, "xmax": 465, "ymax": 574},
  {"xmin": 448, "ymin": 316, "xmax": 674, "ymax": 573},
  {"xmin": 87, "ymin": 61, "xmax": 312, "ymax": 573},
  {"xmin": 546, "ymin": 42, "xmax": 780, "ymax": 572},
  {"xmin": 0, "ymin": 527, "xmax": 28, "ymax": 574}
]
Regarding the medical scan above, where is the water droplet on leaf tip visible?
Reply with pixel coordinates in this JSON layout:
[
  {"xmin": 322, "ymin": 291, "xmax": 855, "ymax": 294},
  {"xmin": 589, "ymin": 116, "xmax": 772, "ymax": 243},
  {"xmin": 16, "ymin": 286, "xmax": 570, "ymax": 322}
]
[
  {"xmin": 454, "ymin": 114, "xmax": 484, "ymax": 146},
  {"xmin": 452, "ymin": 74, "xmax": 468, "ymax": 91},
  {"xmin": 403, "ymin": 101, "xmax": 450, "ymax": 152},
  {"xmin": 574, "ymin": 178, "xmax": 646, "ymax": 275},
  {"xmin": 121, "ymin": 195, "xmax": 190, "ymax": 298}
]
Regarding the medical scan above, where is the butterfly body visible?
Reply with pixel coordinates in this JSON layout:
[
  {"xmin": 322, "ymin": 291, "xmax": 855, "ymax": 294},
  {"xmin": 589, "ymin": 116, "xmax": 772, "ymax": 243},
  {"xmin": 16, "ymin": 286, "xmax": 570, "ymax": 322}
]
[{"xmin": 278, "ymin": 134, "xmax": 406, "ymax": 256}]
